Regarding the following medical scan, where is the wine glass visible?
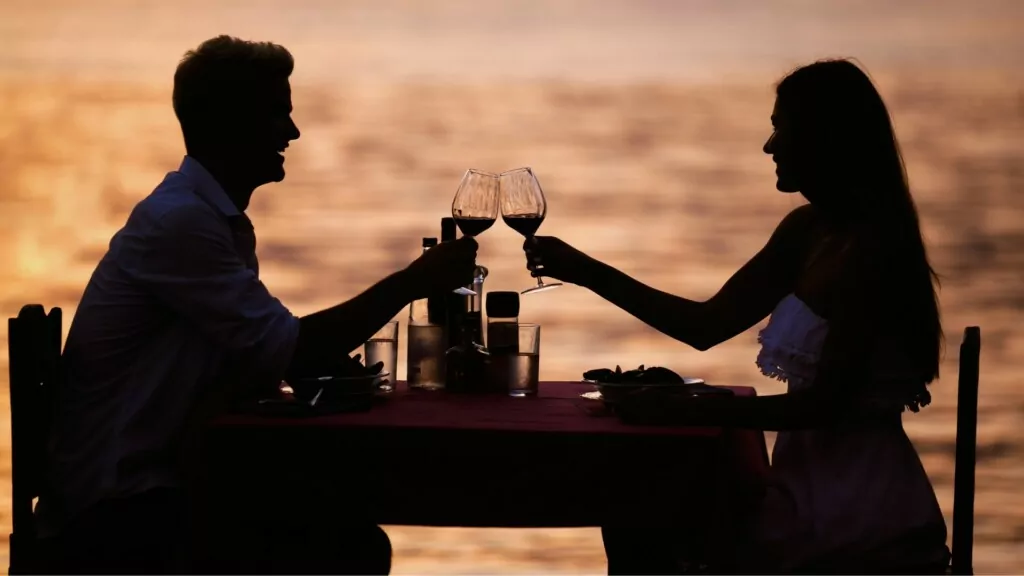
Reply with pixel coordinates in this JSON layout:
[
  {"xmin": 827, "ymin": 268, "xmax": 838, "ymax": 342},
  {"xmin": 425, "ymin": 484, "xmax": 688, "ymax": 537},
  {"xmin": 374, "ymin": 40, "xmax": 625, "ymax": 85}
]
[
  {"xmin": 451, "ymin": 169, "xmax": 499, "ymax": 296},
  {"xmin": 499, "ymin": 167, "xmax": 562, "ymax": 295}
]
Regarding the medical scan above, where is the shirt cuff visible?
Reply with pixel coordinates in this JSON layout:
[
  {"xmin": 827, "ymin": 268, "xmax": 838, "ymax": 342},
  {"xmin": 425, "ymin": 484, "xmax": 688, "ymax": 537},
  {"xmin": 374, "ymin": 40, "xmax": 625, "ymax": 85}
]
[{"xmin": 256, "ymin": 312, "xmax": 301, "ymax": 387}]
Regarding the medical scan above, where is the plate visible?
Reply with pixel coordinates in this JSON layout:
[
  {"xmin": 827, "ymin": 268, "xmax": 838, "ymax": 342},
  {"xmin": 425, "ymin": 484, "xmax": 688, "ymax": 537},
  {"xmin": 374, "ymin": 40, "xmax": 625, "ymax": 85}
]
[
  {"xmin": 289, "ymin": 372, "xmax": 390, "ymax": 403},
  {"xmin": 584, "ymin": 377, "xmax": 705, "ymax": 388},
  {"xmin": 254, "ymin": 395, "xmax": 374, "ymax": 416},
  {"xmin": 298, "ymin": 371, "xmax": 390, "ymax": 383},
  {"xmin": 584, "ymin": 378, "xmax": 733, "ymax": 405}
]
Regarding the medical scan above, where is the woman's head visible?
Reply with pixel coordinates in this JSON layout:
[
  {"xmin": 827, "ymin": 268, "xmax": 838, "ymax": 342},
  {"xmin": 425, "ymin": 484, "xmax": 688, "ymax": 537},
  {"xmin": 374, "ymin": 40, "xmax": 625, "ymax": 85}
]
[
  {"xmin": 765, "ymin": 59, "xmax": 943, "ymax": 390},
  {"xmin": 764, "ymin": 59, "xmax": 907, "ymax": 213}
]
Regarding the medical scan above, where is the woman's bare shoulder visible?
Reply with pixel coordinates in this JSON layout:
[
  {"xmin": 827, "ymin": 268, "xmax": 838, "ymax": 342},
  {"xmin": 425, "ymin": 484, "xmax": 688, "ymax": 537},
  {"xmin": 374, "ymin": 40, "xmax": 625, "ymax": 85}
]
[
  {"xmin": 764, "ymin": 203, "xmax": 820, "ymax": 257},
  {"xmin": 778, "ymin": 203, "xmax": 819, "ymax": 233}
]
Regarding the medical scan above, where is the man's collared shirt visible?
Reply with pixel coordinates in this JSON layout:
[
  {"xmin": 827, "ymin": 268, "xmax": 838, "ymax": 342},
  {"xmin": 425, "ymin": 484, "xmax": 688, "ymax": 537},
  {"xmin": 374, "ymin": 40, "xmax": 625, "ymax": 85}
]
[{"xmin": 37, "ymin": 156, "xmax": 299, "ymax": 536}]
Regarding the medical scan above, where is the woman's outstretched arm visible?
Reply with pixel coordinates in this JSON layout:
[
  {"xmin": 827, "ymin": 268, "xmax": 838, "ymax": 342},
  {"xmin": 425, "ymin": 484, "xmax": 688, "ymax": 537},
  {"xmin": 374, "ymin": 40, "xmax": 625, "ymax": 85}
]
[
  {"xmin": 526, "ymin": 204, "xmax": 817, "ymax": 351},
  {"xmin": 615, "ymin": 233, "xmax": 887, "ymax": 432}
]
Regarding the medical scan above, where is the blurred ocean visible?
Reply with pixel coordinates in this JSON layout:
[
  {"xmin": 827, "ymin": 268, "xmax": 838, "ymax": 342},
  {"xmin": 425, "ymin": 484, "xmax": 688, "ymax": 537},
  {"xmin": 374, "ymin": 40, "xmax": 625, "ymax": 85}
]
[{"xmin": 1, "ymin": 0, "xmax": 1022, "ymax": 572}]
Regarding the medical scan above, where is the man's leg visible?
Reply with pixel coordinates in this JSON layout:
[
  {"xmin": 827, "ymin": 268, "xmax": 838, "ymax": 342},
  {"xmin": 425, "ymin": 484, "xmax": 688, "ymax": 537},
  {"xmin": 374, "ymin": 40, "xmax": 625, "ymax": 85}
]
[
  {"xmin": 210, "ymin": 499, "xmax": 392, "ymax": 575},
  {"xmin": 52, "ymin": 488, "xmax": 187, "ymax": 575},
  {"xmin": 267, "ymin": 520, "xmax": 392, "ymax": 575},
  {"xmin": 264, "ymin": 470, "xmax": 392, "ymax": 574},
  {"xmin": 601, "ymin": 526, "xmax": 695, "ymax": 575}
]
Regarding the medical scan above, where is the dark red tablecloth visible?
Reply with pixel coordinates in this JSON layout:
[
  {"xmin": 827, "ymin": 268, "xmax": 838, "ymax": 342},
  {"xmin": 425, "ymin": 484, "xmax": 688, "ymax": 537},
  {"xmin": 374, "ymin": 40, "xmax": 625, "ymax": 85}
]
[
  {"xmin": 199, "ymin": 382, "xmax": 769, "ymax": 529},
  {"xmin": 214, "ymin": 380, "xmax": 739, "ymax": 435}
]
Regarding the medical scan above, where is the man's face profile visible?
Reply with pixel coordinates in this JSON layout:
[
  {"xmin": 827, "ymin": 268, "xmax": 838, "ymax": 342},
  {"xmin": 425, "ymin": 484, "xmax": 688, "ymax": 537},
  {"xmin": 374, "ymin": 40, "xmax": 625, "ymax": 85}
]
[{"xmin": 221, "ymin": 78, "xmax": 300, "ymax": 188}]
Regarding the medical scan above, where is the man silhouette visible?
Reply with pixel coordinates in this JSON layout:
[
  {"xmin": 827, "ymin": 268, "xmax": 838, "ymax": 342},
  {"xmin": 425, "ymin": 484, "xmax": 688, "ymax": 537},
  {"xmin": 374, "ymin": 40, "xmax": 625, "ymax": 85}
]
[{"xmin": 35, "ymin": 35, "xmax": 477, "ymax": 574}]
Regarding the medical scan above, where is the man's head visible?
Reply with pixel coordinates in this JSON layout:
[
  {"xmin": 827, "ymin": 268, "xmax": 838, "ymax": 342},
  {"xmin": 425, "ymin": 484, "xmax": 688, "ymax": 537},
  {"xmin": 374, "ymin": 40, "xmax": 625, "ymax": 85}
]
[{"xmin": 173, "ymin": 36, "xmax": 300, "ymax": 197}]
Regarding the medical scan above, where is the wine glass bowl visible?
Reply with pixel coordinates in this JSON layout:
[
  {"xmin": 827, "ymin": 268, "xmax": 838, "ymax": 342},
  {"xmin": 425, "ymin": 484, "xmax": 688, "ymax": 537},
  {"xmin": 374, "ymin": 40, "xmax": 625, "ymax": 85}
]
[
  {"xmin": 452, "ymin": 169, "xmax": 499, "ymax": 237},
  {"xmin": 498, "ymin": 167, "xmax": 563, "ymax": 295},
  {"xmin": 450, "ymin": 169, "xmax": 498, "ymax": 296},
  {"xmin": 503, "ymin": 214, "xmax": 544, "ymax": 237}
]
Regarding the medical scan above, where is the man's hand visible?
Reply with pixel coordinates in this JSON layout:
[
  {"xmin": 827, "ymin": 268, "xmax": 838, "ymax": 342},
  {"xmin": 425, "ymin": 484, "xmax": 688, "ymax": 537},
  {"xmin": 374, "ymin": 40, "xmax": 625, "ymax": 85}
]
[
  {"xmin": 523, "ymin": 236, "xmax": 595, "ymax": 286},
  {"xmin": 404, "ymin": 236, "xmax": 479, "ymax": 299},
  {"xmin": 292, "ymin": 237, "xmax": 476, "ymax": 377}
]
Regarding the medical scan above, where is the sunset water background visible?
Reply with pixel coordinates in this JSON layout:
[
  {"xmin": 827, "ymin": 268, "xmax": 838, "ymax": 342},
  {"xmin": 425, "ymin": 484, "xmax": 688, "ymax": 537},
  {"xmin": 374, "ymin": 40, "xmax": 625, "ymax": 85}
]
[{"xmin": 2, "ymin": 0, "xmax": 1023, "ymax": 573}]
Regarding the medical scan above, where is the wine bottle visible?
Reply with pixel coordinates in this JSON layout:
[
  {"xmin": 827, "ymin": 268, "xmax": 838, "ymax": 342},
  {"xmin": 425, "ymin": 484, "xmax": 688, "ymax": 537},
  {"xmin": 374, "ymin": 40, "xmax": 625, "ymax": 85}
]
[
  {"xmin": 425, "ymin": 234, "xmax": 446, "ymax": 325},
  {"xmin": 440, "ymin": 217, "xmax": 467, "ymax": 391},
  {"xmin": 408, "ymin": 237, "xmax": 446, "ymax": 390},
  {"xmin": 441, "ymin": 217, "xmax": 464, "ymax": 345}
]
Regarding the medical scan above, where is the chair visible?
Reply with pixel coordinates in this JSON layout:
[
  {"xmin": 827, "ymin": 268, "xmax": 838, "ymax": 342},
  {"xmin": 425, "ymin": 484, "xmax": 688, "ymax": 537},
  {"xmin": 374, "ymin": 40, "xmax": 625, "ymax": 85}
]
[
  {"xmin": 950, "ymin": 326, "xmax": 980, "ymax": 575},
  {"xmin": 8, "ymin": 305, "xmax": 63, "ymax": 575},
  {"xmin": 794, "ymin": 326, "xmax": 981, "ymax": 576}
]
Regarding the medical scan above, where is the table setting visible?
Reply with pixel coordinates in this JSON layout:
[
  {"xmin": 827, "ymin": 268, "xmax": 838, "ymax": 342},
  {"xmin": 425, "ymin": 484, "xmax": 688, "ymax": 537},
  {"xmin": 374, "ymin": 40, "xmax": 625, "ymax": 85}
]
[
  {"xmin": 197, "ymin": 168, "xmax": 770, "ymax": 535},
  {"xmin": 231, "ymin": 167, "xmax": 746, "ymax": 424}
]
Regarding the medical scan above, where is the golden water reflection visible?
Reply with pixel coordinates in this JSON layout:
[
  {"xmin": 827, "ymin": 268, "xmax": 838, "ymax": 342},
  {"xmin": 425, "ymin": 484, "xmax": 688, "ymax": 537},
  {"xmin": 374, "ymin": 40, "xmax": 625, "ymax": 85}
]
[{"xmin": 2, "ymin": 1, "xmax": 1023, "ymax": 572}]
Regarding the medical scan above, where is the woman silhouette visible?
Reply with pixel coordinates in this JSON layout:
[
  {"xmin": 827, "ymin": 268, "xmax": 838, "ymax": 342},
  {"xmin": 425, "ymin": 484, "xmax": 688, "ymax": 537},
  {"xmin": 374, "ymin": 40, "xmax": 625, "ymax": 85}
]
[{"xmin": 525, "ymin": 59, "xmax": 950, "ymax": 574}]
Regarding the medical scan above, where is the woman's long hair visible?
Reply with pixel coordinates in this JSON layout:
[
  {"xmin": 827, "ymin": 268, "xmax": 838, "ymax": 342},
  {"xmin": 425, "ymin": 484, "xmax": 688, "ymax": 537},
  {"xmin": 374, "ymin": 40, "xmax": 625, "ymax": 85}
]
[{"xmin": 777, "ymin": 59, "xmax": 942, "ymax": 408}]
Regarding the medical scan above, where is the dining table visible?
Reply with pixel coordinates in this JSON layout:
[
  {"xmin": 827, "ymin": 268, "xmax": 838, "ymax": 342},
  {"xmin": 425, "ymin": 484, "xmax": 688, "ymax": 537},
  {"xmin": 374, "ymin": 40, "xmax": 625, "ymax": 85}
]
[{"xmin": 190, "ymin": 380, "xmax": 770, "ymax": 568}]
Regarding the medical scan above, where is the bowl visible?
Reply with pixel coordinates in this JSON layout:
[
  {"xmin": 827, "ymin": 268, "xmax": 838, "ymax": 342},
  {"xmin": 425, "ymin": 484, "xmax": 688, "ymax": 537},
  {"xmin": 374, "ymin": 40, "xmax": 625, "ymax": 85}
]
[
  {"xmin": 586, "ymin": 378, "xmax": 703, "ymax": 405},
  {"xmin": 288, "ymin": 372, "xmax": 389, "ymax": 404}
]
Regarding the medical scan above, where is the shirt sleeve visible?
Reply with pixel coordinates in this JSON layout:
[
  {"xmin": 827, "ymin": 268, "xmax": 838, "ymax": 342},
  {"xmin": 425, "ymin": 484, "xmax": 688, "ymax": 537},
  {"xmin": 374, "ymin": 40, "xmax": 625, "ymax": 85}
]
[{"xmin": 120, "ymin": 203, "xmax": 300, "ymax": 379}]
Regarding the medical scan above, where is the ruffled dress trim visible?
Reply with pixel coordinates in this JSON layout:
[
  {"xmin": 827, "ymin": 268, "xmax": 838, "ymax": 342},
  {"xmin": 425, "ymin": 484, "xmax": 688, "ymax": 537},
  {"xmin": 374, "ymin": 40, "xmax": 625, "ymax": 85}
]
[
  {"xmin": 755, "ymin": 294, "xmax": 933, "ymax": 412},
  {"xmin": 755, "ymin": 295, "xmax": 829, "ymax": 390}
]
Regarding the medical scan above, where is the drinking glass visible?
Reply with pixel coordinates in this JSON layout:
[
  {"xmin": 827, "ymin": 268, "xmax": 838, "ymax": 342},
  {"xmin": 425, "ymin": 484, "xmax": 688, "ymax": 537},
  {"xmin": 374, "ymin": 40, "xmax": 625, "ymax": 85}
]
[
  {"xmin": 364, "ymin": 320, "xmax": 398, "ymax": 393},
  {"xmin": 506, "ymin": 324, "xmax": 540, "ymax": 397},
  {"xmin": 407, "ymin": 298, "xmax": 446, "ymax": 391},
  {"xmin": 451, "ymin": 169, "xmax": 499, "ymax": 296},
  {"xmin": 499, "ymin": 167, "xmax": 562, "ymax": 294}
]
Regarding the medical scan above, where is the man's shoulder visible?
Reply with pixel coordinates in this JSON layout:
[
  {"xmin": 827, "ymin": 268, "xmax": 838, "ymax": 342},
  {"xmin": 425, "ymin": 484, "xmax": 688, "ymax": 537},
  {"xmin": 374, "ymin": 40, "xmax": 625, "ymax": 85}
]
[{"xmin": 128, "ymin": 171, "xmax": 223, "ymax": 235}]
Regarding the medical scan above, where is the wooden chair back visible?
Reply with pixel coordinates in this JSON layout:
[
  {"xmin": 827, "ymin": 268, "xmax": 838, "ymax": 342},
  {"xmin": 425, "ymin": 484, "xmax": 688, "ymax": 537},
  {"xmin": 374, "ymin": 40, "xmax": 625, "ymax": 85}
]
[
  {"xmin": 8, "ymin": 305, "xmax": 62, "ymax": 574},
  {"xmin": 950, "ymin": 326, "xmax": 980, "ymax": 575}
]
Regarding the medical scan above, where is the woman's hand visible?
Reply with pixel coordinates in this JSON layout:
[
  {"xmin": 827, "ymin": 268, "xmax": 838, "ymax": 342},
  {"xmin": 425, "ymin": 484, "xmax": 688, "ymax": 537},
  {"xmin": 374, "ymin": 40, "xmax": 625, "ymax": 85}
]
[
  {"xmin": 616, "ymin": 389, "xmax": 697, "ymax": 425},
  {"xmin": 522, "ymin": 236, "xmax": 596, "ymax": 287}
]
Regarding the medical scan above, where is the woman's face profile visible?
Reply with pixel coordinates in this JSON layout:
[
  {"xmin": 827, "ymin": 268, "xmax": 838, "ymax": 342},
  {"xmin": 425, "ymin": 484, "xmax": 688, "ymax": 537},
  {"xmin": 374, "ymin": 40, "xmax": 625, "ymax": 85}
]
[{"xmin": 763, "ymin": 98, "xmax": 802, "ymax": 194}]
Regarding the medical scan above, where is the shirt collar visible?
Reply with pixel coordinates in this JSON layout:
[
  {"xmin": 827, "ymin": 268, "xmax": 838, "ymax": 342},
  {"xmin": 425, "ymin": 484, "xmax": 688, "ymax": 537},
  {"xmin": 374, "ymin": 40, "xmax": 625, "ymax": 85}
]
[{"xmin": 178, "ymin": 156, "xmax": 241, "ymax": 218}]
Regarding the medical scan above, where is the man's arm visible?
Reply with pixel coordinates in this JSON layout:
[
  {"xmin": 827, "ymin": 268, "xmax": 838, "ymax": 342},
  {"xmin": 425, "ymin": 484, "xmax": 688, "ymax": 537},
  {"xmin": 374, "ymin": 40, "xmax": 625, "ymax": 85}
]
[
  {"xmin": 290, "ymin": 234, "xmax": 480, "ymax": 378},
  {"xmin": 125, "ymin": 205, "xmax": 300, "ymax": 386},
  {"xmin": 129, "ymin": 203, "xmax": 476, "ymax": 385},
  {"xmin": 130, "ymin": 204, "xmax": 421, "ymax": 379},
  {"xmin": 288, "ymin": 272, "xmax": 414, "ymax": 378}
]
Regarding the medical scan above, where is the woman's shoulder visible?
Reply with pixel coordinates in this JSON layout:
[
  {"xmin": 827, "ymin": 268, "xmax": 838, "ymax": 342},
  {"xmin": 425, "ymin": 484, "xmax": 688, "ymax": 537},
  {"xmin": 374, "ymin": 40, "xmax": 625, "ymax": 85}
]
[
  {"xmin": 768, "ymin": 204, "xmax": 838, "ymax": 273},
  {"xmin": 778, "ymin": 203, "xmax": 819, "ymax": 232},
  {"xmin": 766, "ymin": 204, "xmax": 821, "ymax": 256}
]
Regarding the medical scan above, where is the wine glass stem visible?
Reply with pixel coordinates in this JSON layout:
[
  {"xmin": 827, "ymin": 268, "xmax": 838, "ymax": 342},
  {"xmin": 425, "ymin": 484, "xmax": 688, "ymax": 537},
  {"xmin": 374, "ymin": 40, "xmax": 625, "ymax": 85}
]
[{"xmin": 526, "ymin": 234, "xmax": 543, "ymax": 286}]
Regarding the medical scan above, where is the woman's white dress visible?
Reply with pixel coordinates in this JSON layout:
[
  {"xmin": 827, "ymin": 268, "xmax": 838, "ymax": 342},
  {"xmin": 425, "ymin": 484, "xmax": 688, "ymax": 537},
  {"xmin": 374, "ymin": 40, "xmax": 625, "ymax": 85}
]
[{"xmin": 745, "ymin": 293, "xmax": 949, "ymax": 571}]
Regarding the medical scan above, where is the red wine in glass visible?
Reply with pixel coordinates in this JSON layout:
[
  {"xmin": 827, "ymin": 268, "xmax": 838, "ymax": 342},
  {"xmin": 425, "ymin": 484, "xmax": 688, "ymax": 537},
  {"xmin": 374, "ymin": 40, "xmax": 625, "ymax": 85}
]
[
  {"xmin": 502, "ymin": 214, "xmax": 544, "ymax": 237},
  {"xmin": 450, "ymin": 169, "xmax": 499, "ymax": 296},
  {"xmin": 499, "ymin": 167, "xmax": 562, "ymax": 295},
  {"xmin": 453, "ymin": 215, "xmax": 496, "ymax": 237}
]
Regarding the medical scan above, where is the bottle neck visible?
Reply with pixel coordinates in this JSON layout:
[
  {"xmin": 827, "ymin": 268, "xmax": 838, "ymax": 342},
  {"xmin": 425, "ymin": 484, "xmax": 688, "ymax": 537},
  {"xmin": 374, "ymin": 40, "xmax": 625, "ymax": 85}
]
[
  {"xmin": 466, "ymin": 292, "xmax": 481, "ymax": 314},
  {"xmin": 465, "ymin": 263, "xmax": 486, "ymax": 313},
  {"xmin": 460, "ymin": 309, "xmax": 482, "ymax": 346},
  {"xmin": 410, "ymin": 296, "xmax": 429, "ymax": 321}
]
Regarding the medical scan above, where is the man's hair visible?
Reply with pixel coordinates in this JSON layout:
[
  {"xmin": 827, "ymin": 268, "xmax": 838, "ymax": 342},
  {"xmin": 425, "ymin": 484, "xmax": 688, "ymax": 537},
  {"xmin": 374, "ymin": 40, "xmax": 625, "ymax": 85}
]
[{"xmin": 172, "ymin": 35, "xmax": 294, "ymax": 150}]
